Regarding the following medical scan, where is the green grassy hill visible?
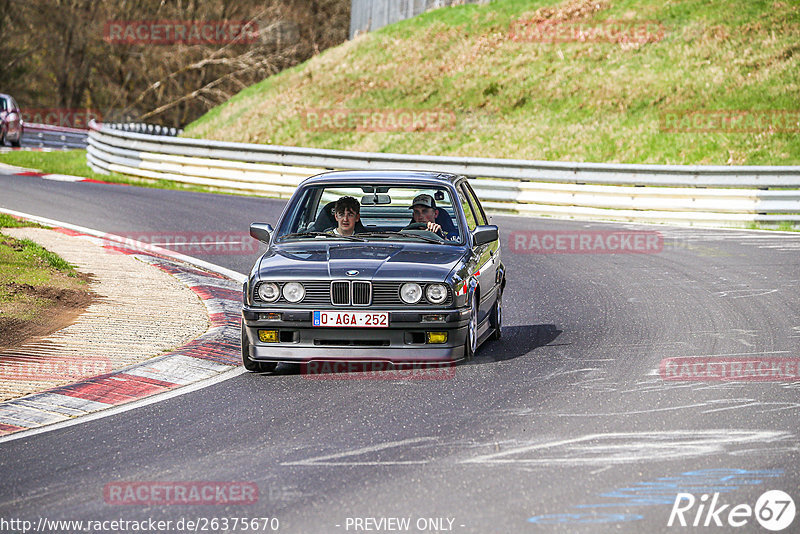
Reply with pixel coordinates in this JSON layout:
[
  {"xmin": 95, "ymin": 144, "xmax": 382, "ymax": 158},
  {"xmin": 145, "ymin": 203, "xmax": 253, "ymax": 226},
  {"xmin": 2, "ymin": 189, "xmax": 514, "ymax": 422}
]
[{"xmin": 184, "ymin": 0, "xmax": 800, "ymax": 165}]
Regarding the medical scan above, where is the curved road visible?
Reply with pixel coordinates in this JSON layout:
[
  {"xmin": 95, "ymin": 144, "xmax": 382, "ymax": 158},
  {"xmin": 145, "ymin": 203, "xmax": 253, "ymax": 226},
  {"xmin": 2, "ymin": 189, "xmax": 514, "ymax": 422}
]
[{"xmin": 1, "ymin": 170, "xmax": 800, "ymax": 533}]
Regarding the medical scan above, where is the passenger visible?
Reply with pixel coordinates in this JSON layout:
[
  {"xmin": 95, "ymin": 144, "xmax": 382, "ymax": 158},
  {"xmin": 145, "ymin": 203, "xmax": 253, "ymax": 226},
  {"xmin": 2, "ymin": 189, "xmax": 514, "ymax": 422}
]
[{"xmin": 330, "ymin": 196, "xmax": 361, "ymax": 236}]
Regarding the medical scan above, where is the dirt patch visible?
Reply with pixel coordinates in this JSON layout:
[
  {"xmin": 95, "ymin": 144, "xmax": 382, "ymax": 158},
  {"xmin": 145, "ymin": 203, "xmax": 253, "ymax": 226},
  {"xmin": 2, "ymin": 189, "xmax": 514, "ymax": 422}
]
[
  {"xmin": 521, "ymin": 0, "xmax": 610, "ymax": 24},
  {"xmin": 0, "ymin": 275, "xmax": 96, "ymax": 352},
  {"xmin": 0, "ymin": 235, "xmax": 24, "ymax": 250}
]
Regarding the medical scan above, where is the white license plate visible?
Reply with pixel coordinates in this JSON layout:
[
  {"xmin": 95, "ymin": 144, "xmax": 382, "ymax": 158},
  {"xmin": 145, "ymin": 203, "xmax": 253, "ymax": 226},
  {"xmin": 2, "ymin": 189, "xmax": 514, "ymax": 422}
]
[{"xmin": 313, "ymin": 311, "xmax": 389, "ymax": 328}]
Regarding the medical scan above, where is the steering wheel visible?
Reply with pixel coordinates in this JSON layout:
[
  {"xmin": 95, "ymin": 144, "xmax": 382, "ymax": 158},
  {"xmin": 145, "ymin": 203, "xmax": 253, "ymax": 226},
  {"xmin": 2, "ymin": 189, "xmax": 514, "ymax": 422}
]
[{"xmin": 401, "ymin": 222, "xmax": 445, "ymax": 242}]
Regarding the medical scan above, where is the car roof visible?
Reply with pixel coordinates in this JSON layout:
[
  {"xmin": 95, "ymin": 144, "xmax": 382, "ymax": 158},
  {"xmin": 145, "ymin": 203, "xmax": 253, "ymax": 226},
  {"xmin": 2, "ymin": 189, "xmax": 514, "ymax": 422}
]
[{"xmin": 300, "ymin": 170, "xmax": 463, "ymax": 187}]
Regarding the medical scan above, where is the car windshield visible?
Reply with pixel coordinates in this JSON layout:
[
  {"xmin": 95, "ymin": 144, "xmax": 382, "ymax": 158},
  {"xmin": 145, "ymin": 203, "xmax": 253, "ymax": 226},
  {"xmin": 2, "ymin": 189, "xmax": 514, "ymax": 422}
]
[{"xmin": 276, "ymin": 184, "xmax": 464, "ymax": 245}]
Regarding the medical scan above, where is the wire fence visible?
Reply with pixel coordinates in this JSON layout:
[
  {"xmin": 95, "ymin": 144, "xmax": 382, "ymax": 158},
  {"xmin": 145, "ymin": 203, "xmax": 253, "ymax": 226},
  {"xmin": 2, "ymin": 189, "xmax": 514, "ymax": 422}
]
[{"xmin": 349, "ymin": 0, "xmax": 489, "ymax": 38}]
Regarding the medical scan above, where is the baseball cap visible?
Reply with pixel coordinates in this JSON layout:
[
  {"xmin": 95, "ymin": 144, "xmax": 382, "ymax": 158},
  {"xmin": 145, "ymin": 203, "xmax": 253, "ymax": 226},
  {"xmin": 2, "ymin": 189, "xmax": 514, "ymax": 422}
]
[{"xmin": 409, "ymin": 194, "xmax": 436, "ymax": 209}]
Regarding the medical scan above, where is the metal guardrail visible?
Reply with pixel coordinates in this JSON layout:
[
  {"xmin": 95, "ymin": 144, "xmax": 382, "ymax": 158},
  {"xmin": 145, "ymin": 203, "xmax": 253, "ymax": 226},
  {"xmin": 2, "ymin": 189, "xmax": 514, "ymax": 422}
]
[
  {"xmin": 87, "ymin": 121, "xmax": 800, "ymax": 226},
  {"xmin": 104, "ymin": 122, "xmax": 182, "ymax": 137},
  {"xmin": 21, "ymin": 123, "xmax": 88, "ymax": 149}
]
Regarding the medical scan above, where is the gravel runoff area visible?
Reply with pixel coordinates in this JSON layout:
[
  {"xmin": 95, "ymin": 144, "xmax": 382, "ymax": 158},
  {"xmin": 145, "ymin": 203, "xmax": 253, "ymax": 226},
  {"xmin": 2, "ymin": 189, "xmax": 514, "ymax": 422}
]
[{"xmin": 0, "ymin": 227, "xmax": 210, "ymax": 402}]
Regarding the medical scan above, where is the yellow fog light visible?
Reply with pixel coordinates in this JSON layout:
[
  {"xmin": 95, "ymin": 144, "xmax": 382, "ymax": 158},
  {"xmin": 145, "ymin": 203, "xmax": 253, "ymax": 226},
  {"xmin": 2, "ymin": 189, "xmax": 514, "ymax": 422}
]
[
  {"xmin": 258, "ymin": 330, "xmax": 279, "ymax": 343},
  {"xmin": 426, "ymin": 332, "xmax": 448, "ymax": 344}
]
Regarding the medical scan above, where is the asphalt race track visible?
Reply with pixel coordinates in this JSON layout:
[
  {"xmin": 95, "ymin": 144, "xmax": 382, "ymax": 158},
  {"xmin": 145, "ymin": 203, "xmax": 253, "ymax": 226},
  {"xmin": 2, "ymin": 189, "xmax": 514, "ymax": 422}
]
[{"xmin": 2, "ymin": 169, "xmax": 800, "ymax": 533}]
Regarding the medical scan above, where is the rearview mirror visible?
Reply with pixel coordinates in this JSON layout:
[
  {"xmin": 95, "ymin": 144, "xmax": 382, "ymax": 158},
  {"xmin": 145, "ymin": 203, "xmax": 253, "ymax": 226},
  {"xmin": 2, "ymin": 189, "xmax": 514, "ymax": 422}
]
[
  {"xmin": 250, "ymin": 223, "xmax": 273, "ymax": 244},
  {"xmin": 472, "ymin": 225, "xmax": 498, "ymax": 246},
  {"xmin": 361, "ymin": 194, "xmax": 392, "ymax": 205}
]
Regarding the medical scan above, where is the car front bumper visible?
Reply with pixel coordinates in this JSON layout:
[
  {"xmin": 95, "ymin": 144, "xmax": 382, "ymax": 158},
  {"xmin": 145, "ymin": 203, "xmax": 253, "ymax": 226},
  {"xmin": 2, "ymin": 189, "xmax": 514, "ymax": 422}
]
[{"xmin": 242, "ymin": 306, "xmax": 470, "ymax": 363}]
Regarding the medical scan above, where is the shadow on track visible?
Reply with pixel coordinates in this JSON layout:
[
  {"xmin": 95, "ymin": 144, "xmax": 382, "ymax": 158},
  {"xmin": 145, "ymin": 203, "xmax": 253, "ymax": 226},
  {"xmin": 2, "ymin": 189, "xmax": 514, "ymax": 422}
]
[
  {"xmin": 256, "ymin": 323, "xmax": 561, "ymax": 376},
  {"xmin": 471, "ymin": 323, "xmax": 562, "ymax": 365}
]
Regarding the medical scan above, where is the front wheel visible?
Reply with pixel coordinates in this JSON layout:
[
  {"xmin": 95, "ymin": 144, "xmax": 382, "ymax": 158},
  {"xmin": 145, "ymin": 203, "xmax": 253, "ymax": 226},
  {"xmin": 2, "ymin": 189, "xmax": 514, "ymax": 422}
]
[
  {"xmin": 463, "ymin": 293, "xmax": 479, "ymax": 361},
  {"xmin": 241, "ymin": 326, "xmax": 278, "ymax": 373},
  {"xmin": 489, "ymin": 288, "xmax": 502, "ymax": 341}
]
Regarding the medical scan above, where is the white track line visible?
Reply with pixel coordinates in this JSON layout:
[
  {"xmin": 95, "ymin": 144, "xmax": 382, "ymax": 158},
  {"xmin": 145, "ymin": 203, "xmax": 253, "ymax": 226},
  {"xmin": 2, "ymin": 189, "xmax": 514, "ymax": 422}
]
[
  {"xmin": 0, "ymin": 367, "xmax": 246, "ymax": 444},
  {"xmin": 0, "ymin": 208, "xmax": 249, "ymax": 444},
  {"xmin": 0, "ymin": 208, "xmax": 246, "ymax": 283}
]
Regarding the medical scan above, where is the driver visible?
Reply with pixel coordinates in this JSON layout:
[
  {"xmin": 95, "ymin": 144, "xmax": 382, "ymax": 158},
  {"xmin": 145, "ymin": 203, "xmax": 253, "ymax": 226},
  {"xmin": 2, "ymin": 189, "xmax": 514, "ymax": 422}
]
[{"xmin": 406, "ymin": 194, "xmax": 444, "ymax": 236}]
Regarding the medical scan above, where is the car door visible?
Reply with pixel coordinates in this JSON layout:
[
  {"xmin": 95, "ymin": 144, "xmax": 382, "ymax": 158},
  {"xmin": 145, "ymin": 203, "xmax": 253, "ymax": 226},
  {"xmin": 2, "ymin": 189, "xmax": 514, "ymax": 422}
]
[
  {"xmin": 456, "ymin": 181, "xmax": 497, "ymax": 324},
  {"xmin": 7, "ymin": 97, "xmax": 22, "ymax": 138},
  {"xmin": 0, "ymin": 97, "xmax": 7, "ymax": 136},
  {"xmin": 464, "ymin": 179, "xmax": 502, "ymax": 307}
]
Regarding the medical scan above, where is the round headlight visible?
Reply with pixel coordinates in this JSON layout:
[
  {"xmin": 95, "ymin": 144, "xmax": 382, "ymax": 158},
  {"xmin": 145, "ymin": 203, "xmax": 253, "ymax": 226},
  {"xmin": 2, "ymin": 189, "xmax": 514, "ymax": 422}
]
[
  {"xmin": 425, "ymin": 283, "xmax": 448, "ymax": 304},
  {"xmin": 282, "ymin": 282, "xmax": 305, "ymax": 303},
  {"xmin": 257, "ymin": 282, "xmax": 280, "ymax": 302},
  {"xmin": 400, "ymin": 283, "xmax": 422, "ymax": 304}
]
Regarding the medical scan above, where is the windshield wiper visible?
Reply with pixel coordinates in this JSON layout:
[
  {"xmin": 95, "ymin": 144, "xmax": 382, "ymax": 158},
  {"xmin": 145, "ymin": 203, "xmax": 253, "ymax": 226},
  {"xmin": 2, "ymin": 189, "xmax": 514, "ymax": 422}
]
[
  {"xmin": 281, "ymin": 231, "xmax": 365, "ymax": 242},
  {"xmin": 358, "ymin": 231, "xmax": 444, "ymax": 244}
]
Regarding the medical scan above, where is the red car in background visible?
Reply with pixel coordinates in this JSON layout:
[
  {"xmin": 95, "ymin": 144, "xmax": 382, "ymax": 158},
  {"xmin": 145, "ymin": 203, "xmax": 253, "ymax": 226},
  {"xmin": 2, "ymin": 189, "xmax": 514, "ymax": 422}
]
[{"xmin": 0, "ymin": 93, "xmax": 23, "ymax": 147}]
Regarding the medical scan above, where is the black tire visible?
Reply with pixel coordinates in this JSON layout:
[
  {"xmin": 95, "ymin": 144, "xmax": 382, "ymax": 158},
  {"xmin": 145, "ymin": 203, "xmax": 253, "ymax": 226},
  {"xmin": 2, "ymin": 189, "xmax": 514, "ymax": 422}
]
[
  {"xmin": 241, "ymin": 326, "xmax": 278, "ymax": 373},
  {"xmin": 489, "ymin": 287, "xmax": 502, "ymax": 341},
  {"xmin": 463, "ymin": 293, "xmax": 479, "ymax": 361},
  {"xmin": 10, "ymin": 136, "xmax": 20, "ymax": 148}
]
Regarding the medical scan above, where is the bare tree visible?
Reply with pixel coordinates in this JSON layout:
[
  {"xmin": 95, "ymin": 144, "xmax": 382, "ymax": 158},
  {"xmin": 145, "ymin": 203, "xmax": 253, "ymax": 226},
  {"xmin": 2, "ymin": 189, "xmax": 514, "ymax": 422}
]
[{"xmin": 2, "ymin": 0, "xmax": 350, "ymax": 127}]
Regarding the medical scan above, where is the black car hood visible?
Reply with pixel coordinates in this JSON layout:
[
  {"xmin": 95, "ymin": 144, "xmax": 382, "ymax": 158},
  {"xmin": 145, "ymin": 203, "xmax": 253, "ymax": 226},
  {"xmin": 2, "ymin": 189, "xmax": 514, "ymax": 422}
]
[{"xmin": 257, "ymin": 242, "xmax": 466, "ymax": 281}]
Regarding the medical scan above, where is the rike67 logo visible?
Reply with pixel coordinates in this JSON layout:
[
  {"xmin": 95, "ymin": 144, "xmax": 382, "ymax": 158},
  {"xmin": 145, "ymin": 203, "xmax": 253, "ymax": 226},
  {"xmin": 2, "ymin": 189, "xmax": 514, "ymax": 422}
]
[{"xmin": 668, "ymin": 490, "xmax": 795, "ymax": 531}]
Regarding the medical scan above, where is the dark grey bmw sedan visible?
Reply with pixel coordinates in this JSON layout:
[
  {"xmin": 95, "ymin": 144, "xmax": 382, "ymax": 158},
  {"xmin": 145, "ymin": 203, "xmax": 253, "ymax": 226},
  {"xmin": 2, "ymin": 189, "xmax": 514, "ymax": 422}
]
[{"xmin": 241, "ymin": 170, "xmax": 504, "ymax": 373}]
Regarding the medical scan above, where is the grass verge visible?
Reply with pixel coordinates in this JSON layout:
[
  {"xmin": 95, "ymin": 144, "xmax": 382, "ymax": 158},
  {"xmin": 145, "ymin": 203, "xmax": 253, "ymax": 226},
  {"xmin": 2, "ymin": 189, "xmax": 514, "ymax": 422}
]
[
  {"xmin": 747, "ymin": 221, "xmax": 799, "ymax": 232},
  {"xmin": 0, "ymin": 150, "xmax": 244, "ymax": 196},
  {"xmin": 185, "ymin": 0, "xmax": 800, "ymax": 165},
  {"xmin": 0, "ymin": 223, "xmax": 94, "ymax": 350},
  {"xmin": 0, "ymin": 213, "xmax": 45, "ymax": 229}
]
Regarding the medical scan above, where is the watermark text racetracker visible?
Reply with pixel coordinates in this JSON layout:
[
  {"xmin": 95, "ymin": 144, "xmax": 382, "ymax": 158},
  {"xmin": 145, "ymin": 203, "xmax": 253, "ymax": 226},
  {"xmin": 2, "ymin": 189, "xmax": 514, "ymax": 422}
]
[
  {"xmin": 104, "ymin": 231, "xmax": 259, "ymax": 255},
  {"xmin": 0, "ymin": 357, "xmax": 112, "ymax": 381},
  {"xmin": 104, "ymin": 481, "xmax": 257, "ymax": 505},
  {"xmin": 103, "ymin": 20, "xmax": 260, "ymax": 45},
  {"xmin": 660, "ymin": 357, "xmax": 800, "ymax": 382},
  {"xmin": 510, "ymin": 230, "xmax": 663, "ymax": 254},
  {"xmin": 0, "ymin": 516, "xmax": 279, "ymax": 533},
  {"xmin": 301, "ymin": 109, "xmax": 457, "ymax": 133},
  {"xmin": 509, "ymin": 18, "xmax": 665, "ymax": 44},
  {"xmin": 660, "ymin": 110, "xmax": 800, "ymax": 134},
  {"xmin": 21, "ymin": 108, "xmax": 101, "ymax": 129},
  {"xmin": 302, "ymin": 361, "xmax": 456, "ymax": 380}
]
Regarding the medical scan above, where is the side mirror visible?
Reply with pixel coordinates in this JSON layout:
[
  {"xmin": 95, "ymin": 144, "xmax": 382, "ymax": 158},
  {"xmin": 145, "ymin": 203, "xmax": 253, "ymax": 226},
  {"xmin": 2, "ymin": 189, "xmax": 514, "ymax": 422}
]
[
  {"xmin": 472, "ymin": 225, "xmax": 498, "ymax": 246},
  {"xmin": 250, "ymin": 223, "xmax": 273, "ymax": 244}
]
